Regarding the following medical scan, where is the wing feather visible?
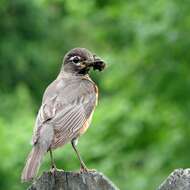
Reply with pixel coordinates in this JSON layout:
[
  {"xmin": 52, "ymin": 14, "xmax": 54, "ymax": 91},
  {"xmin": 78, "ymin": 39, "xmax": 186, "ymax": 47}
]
[
  {"xmin": 33, "ymin": 77, "xmax": 97, "ymax": 148},
  {"xmin": 51, "ymin": 104, "xmax": 86, "ymax": 148}
]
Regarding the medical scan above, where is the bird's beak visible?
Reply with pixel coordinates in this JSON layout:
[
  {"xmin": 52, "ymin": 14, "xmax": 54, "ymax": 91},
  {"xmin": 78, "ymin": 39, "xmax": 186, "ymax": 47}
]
[{"xmin": 84, "ymin": 55, "xmax": 106, "ymax": 71}]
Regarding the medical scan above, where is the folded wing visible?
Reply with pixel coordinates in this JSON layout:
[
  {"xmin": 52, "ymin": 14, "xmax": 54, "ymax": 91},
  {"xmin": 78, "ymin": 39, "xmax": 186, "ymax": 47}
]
[{"xmin": 32, "ymin": 77, "xmax": 97, "ymax": 149}]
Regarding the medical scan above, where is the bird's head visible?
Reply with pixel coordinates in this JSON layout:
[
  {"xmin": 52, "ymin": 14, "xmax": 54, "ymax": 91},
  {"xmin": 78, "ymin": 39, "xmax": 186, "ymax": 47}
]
[{"xmin": 62, "ymin": 48, "xmax": 106, "ymax": 75}]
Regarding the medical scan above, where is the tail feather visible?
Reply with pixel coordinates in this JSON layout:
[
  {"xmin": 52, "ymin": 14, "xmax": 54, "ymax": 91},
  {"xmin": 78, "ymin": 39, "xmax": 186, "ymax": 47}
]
[{"xmin": 21, "ymin": 145, "xmax": 46, "ymax": 182}]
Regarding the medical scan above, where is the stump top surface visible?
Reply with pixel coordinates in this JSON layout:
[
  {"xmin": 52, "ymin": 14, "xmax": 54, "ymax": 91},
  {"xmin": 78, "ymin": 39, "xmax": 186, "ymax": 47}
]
[
  {"xmin": 28, "ymin": 170, "xmax": 119, "ymax": 190},
  {"xmin": 158, "ymin": 168, "xmax": 190, "ymax": 190}
]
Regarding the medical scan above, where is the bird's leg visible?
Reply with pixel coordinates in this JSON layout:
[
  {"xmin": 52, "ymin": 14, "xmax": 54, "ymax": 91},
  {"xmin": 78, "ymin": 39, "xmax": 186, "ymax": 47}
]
[
  {"xmin": 49, "ymin": 148, "xmax": 57, "ymax": 171},
  {"xmin": 49, "ymin": 148, "xmax": 64, "ymax": 174},
  {"xmin": 71, "ymin": 139, "xmax": 89, "ymax": 172}
]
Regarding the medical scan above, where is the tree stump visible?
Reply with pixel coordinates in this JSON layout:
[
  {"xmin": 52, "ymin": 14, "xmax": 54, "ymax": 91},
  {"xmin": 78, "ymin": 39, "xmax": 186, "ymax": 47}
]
[
  {"xmin": 157, "ymin": 168, "xmax": 190, "ymax": 190},
  {"xmin": 27, "ymin": 171, "xmax": 119, "ymax": 190}
]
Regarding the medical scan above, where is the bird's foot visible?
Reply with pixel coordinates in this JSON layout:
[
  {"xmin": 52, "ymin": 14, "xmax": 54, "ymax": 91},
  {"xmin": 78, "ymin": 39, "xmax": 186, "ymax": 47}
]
[
  {"xmin": 50, "ymin": 165, "xmax": 64, "ymax": 175},
  {"xmin": 80, "ymin": 165, "xmax": 96, "ymax": 173},
  {"xmin": 50, "ymin": 165, "xmax": 57, "ymax": 175}
]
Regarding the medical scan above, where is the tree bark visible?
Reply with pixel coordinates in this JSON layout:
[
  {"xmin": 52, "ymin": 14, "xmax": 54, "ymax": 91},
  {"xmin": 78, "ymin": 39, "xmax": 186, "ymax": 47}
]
[
  {"xmin": 27, "ymin": 171, "xmax": 119, "ymax": 190},
  {"xmin": 27, "ymin": 168, "xmax": 190, "ymax": 190},
  {"xmin": 158, "ymin": 168, "xmax": 190, "ymax": 190}
]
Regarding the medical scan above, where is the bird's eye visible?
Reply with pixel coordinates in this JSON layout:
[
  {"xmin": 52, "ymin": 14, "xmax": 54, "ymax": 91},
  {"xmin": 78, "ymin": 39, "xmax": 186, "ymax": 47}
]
[{"xmin": 70, "ymin": 56, "xmax": 81, "ymax": 64}]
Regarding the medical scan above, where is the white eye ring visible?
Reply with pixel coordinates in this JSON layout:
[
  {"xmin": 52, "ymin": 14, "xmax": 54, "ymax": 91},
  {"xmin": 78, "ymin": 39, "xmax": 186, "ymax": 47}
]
[{"xmin": 69, "ymin": 56, "xmax": 81, "ymax": 65}]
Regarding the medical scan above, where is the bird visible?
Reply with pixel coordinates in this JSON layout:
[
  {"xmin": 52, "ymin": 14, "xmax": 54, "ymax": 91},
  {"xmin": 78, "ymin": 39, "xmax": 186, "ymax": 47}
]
[{"xmin": 21, "ymin": 48, "xmax": 106, "ymax": 182}]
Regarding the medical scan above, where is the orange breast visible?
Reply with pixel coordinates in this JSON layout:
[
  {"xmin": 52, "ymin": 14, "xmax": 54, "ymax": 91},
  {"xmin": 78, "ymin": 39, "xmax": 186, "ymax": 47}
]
[
  {"xmin": 79, "ymin": 81, "xmax": 98, "ymax": 135},
  {"xmin": 80, "ymin": 122, "xmax": 89, "ymax": 135},
  {"xmin": 79, "ymin": 109, "xmax": 94, "ymax": 135}
]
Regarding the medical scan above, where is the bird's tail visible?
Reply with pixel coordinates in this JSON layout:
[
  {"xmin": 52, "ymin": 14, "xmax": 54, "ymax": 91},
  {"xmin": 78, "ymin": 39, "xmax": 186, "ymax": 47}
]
[{"xmin": 21, "ymin": 145, "xmax": 46, "ymax": 182}]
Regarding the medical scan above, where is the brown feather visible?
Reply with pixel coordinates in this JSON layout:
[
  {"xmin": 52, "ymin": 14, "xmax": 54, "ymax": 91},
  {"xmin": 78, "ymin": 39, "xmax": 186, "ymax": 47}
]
[{"xmin": 21, "ymin": 145, "xmax": 46, "ymax": 182}]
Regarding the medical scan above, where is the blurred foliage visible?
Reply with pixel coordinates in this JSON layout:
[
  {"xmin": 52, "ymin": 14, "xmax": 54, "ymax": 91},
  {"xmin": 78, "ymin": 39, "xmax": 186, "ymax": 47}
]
[{"xmin": 0, "ymin": 0, "xmax": 190, "ymax": 189}]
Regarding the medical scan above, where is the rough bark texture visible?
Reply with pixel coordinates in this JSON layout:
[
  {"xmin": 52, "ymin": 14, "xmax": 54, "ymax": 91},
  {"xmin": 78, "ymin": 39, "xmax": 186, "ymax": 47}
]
[
  {"xmin": 158, "ymin": 168, "xmax": 190, "ymax": 190},
  {"xmin": 27, "ymin": 171, "xmax": 119, "ymax": 190}
]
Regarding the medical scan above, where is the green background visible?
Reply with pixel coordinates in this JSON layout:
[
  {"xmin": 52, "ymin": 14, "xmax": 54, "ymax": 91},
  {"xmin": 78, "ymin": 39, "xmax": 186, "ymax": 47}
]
[{"xmin": 0, "ymin": 0, "xmax": 189, "ymax": 189}]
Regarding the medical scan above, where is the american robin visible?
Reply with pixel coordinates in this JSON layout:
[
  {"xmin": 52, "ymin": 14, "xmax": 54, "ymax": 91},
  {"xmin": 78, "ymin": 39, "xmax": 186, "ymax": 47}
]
[{"xmin": 21, "ymin": 48, "xmax": 106, "ymax": 182}]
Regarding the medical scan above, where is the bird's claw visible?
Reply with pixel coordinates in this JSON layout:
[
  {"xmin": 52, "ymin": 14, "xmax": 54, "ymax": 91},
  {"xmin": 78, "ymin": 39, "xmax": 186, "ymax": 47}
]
[
  {"xmin": 80, "ymin": 166, "xmax": 96, "ymax": 173},
  {"xmin": 50, "ymin": 166, "xmax": 64, "ymax": 176}
]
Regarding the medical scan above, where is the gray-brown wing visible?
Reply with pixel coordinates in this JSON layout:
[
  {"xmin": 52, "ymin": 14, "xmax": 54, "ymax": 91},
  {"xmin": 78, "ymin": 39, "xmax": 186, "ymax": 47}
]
[
  {"xmin": 32, "ymin": 79, "xmax": 61, "ymax": 144},
  {"xmin": 32, "ymin": 95, "xmax": 57, "ymax": 144},
  {"xmin": 51, "ymin": 79, "xmax": 97, "ymax": 148},
  {"xmin": 32, "ymin": 78, "xmax": 97, "ymax": 148}
]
